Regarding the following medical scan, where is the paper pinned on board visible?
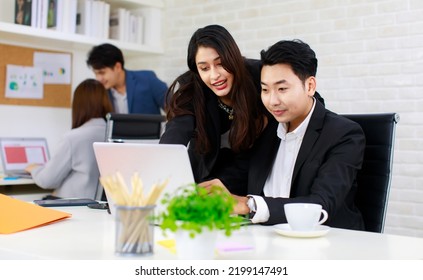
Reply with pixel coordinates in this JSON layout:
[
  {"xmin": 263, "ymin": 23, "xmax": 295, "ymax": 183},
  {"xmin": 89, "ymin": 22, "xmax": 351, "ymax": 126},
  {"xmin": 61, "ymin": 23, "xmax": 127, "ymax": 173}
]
[
  {"xmin": 33, "ymin": 52, "xmax": 71, "ymax": 84},
  {"xmin": 0, "ymin": 194, "xmax": 71, "ymax": 234},
  {"xmin": 5, "ymin": 64, "xmax": 43, "ymax": 99}
]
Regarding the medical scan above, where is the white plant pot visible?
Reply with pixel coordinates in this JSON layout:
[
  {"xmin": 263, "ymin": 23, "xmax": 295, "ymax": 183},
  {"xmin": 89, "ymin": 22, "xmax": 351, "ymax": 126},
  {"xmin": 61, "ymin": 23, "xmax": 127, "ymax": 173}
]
[{"xmin": 175, "ymin": 228, "xmax": 218, "ymax": 260}]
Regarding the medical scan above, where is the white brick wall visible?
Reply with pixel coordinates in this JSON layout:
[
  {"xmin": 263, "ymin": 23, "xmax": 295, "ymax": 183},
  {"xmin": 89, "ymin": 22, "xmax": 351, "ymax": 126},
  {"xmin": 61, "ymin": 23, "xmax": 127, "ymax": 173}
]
[{"xmin": 132, "ymin": 0, "xmax": 423, "ymax": 237}]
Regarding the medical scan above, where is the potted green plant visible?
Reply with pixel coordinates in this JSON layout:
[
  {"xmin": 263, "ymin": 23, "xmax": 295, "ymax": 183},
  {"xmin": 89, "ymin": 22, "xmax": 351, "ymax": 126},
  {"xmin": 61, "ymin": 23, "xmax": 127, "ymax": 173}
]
[{"xmin": 157, "ymin": 183, "xmax": 244, "ymax": 259}]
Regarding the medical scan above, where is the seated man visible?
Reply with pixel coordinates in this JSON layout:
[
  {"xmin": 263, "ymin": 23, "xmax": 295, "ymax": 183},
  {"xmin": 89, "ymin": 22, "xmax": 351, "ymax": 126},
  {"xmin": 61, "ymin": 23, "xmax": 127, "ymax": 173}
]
[{"xmin": 201, "ymin": 39, "xmax": 365, "ymax": 230}]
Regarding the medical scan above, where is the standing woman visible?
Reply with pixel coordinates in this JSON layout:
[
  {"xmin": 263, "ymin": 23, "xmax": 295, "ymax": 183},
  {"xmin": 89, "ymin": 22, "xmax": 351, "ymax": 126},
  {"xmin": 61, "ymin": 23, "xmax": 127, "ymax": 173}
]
[
  {"xmin": 25, "ymin": 79, "xmax": 113, "ymax": 199},
  {"xmin": 160, "ymin": 25, "xmax": 268, "ymax": 195}
]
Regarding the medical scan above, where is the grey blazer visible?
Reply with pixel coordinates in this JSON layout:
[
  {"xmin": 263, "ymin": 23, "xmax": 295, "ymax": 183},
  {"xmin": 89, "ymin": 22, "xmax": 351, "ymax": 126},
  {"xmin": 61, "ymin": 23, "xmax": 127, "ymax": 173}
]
[{"xmin": 31, "ymin": 118, "xmax": 106, "ymax": 199}]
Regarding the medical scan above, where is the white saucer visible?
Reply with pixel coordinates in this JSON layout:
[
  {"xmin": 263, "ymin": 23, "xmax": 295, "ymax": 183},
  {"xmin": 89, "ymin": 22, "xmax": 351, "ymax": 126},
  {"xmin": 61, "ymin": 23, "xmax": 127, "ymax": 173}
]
[{"xmin": 273, "ymin": 223, "xmax": 330, "ymax": 238}]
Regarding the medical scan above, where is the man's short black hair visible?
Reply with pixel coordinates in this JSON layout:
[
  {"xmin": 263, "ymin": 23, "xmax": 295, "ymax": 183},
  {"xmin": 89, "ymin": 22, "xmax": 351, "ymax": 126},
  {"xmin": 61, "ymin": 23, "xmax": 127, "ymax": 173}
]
[
  {"xmin": 86, "ymin": 43, "xmax": 125, "ymax": 70},
  {"xmin": 260, "ymin": 39, "xmax": 318, "ymax": 83}
]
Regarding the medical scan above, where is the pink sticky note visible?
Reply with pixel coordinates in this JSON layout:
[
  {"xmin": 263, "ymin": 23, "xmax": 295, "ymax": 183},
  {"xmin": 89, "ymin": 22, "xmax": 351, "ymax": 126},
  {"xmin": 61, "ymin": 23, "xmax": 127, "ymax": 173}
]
[{"xmin": 216, "ymin": 242, "xmax": 254, "ymax": 252}]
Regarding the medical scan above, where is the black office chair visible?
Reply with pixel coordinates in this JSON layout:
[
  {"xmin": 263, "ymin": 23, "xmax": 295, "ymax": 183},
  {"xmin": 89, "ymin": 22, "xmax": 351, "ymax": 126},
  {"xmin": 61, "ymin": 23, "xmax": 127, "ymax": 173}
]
[
  {"xmin": 105, "ymin": 113, "xmax": 166, "ymax": 142},
  {"xmin": 341, "ymin": 113, "xmax": 399, "ymax": 233},
  {"xmin": 97, "ymin": 113, "xmax": 167, "ymax": 202}
]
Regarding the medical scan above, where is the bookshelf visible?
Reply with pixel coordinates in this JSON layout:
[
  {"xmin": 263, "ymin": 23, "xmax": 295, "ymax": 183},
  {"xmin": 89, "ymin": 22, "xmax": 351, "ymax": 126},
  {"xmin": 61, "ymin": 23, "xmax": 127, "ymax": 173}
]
[{"xmin": 0, "ymin": 0, "xmax": 164, "ymax": 57}]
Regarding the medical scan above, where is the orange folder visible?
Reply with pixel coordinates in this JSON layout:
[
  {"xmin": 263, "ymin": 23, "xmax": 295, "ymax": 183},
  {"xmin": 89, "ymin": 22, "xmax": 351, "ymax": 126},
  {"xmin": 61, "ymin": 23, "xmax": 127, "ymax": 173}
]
[{"xmin": 0, "ymin": 194, "xmax": 71, "ymax": 234}]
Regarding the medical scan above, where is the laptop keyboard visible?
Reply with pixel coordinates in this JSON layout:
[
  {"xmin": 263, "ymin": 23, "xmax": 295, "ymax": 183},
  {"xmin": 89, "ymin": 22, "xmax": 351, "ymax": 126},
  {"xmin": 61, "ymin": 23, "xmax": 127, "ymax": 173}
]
[{"xmin": 6, "ymin": 172, "xmax": 32, "ymax": 179}]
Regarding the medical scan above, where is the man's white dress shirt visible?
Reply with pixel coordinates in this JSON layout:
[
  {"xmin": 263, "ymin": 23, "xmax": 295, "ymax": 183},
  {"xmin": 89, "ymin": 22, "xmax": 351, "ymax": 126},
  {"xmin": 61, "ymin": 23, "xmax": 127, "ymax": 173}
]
[{"xmin": 250, "ymin": 98, "xmax": 316, "ymax": 223}]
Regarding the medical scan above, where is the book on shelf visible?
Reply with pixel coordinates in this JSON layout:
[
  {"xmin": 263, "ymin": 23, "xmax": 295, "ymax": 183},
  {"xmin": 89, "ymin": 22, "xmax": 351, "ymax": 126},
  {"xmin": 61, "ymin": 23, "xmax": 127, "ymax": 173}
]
[
  {"xmin": 136, "ymin": 15, "xmax": 144, "ymax": 45},
  {"xmin": 90, "ymin": 0, "xmax": 100, "ymax": 37},
  {"xmin": 37, "ymin": 0, "xmax": 48, "ymax": 29},
  {"xmin": 47, "ymin": 0, "xmax": 58, "ymax": 29},
  {"xmin": 102, "ymin": 2, "xmax": 110, "ymax": 39},
  {"xmin": 30, "ymin": 0, "xmax": 38, "ymax": 27},
  {"xmin": 62, "ymin": 0, "xmax": 77, "ymax": 33},
  {"xmin": 110, "ymin": 7, "xmax": 144, "ymax": 44},
  {"xmin": 133, "ymin": 7, "xmax": 161, "ymax": 47},
  {"xmin": 14, "ymin": 0, "xmax": 33, "ymax": 26},
  {"xmin": 93, "ymin": 0, "xmax": 110, "ymax": 38},
  {"xmin": 76, "ymin": 0, "xmax": 91, "ymax": 35},
  {"xmin": 76, "ymin": 0, "xmax": 109, "ymax": 38},
  {"xmin": 129, "ymin": 14, "xmax": 144, "ymax": 44},
  {"xmin": 109, "ymin": 7, "xmax": 126, "ymax": 41}
]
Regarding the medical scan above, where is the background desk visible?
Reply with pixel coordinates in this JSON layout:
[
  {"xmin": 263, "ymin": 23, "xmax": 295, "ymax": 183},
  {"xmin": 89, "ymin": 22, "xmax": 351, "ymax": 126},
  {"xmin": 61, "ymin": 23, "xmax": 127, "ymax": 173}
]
[
  {"xmin": 0, "ymin": 176, "xmax": 50, "ymax": 198},
  {"xmin": 0, "ymin": 178, "xmax": 52, "ymax": 201},
  {"xmin": 1, "ymin": 202, "xmax": 423, "ymax": 260},
  {"xmin": 0, "ymin": 176, "xmax": 34, "ymax": 186}
]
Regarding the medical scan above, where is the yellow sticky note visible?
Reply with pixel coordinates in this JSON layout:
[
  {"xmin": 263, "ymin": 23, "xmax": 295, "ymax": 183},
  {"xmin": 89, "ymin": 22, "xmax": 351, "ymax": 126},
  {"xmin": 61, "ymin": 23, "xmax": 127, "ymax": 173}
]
[{"xmin": 157, "ymin": 239, "xmax": 176, "ymax": 254}]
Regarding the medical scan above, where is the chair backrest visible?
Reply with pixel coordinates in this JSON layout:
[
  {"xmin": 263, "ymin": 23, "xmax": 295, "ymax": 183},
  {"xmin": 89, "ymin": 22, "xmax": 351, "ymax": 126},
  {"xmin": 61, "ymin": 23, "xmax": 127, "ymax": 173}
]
[
  {"xmin": 98, "ymin": 113, "xmax": 167, "ymax": 201},
  {"xmin": 341, "ymin": 113, "xmax": 399, "ymax": 233},
  {"xmin": 105, "ymin": 113, "xmax": 166, "ymax": 142}
]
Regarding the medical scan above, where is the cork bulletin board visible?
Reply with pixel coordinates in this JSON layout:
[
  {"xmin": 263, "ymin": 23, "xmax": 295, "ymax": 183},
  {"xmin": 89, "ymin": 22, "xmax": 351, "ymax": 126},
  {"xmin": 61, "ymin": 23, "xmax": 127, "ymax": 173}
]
[{"xmin": 0, "ymin": 43, "xmax": 72, "ymax": 108}]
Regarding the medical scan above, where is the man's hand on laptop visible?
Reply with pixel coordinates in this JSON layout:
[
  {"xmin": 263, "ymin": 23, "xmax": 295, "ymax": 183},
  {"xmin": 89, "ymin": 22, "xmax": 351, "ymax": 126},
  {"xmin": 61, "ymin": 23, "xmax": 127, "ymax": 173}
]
[
  {"xmin": 199, "ymin": 178, "xmax": 230, "ymax": 194},
  {"xmin": 198, "ymin": 179, "xmax": 249, "ymax": 215}
]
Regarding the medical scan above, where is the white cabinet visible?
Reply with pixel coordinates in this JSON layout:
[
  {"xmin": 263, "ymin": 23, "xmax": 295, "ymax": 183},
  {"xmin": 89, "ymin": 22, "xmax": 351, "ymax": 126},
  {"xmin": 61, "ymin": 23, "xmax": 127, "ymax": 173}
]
[{"xmin": 0, "ymin": 0, "xmax": 164, "ymax": 57}]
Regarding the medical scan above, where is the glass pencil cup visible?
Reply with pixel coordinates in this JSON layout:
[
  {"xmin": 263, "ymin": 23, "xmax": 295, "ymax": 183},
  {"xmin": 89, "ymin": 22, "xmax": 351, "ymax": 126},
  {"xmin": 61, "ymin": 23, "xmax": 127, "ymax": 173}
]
[{"xmin": 115, "ymin": 205, "xmax": 156, "ymax": 256}]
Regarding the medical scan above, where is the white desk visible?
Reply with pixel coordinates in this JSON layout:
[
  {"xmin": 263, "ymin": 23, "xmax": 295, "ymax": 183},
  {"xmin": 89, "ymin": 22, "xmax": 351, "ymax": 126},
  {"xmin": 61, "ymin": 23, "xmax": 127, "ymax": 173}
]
[{"xmin": 1, "ymin": 201, "xmax": 423, "ymax": 260}]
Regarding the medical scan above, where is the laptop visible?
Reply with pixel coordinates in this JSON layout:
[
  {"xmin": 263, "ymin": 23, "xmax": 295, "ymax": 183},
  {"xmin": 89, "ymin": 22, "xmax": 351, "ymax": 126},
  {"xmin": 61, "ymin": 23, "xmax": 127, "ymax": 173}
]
[
  {"xmin": 93, "ymin": 142, "xmax": 195, "ymax": 215},
  {"xmin": 0, "ymin": 137, "xmax": 50, "ymax": 178}
]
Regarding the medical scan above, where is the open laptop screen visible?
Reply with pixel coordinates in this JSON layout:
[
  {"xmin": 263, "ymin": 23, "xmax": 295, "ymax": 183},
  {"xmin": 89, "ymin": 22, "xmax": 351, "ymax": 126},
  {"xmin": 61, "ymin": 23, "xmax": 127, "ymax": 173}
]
[{"xmin": 0, "ymin": 137, "xmax": 49, "ymax": 174}]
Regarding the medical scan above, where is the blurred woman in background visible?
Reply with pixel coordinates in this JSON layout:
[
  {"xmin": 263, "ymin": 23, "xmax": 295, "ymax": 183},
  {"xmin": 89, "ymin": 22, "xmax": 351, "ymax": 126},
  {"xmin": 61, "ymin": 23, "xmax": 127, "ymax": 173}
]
[{"xmin": 26, "ymin": 79, "xmax": 113, "ymax": 199}]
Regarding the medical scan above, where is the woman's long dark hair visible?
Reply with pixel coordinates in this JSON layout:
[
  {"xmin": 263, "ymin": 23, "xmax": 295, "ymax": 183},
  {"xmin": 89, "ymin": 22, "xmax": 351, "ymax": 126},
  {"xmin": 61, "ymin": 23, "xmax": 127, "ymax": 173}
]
[
  {"xmin": 165, "ymin": 24, "xmax": 265, "ymax": 154},
  {"xmin": 72, "ymin": 79, "xmax": 113, "ymax": 129}
]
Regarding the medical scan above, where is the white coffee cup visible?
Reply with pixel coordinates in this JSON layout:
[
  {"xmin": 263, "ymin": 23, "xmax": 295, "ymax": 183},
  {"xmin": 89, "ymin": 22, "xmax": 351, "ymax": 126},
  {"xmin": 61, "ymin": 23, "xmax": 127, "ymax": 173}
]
[{"xmin": 284, "ymin": 203, "xmax": 328, "ymax": 231}]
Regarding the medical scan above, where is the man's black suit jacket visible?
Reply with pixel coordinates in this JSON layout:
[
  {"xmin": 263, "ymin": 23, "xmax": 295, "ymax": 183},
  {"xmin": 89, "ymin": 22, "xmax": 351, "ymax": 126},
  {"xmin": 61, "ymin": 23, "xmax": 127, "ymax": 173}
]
[{"xmin": 249, "ymin": 100, "xmax": 366, "ymax": 230}]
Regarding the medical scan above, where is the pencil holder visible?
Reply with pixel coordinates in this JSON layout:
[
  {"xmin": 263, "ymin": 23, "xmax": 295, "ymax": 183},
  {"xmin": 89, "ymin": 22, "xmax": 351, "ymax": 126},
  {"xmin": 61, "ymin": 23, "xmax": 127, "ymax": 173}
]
[{"xmin": 115, "ymin": 205, "xmax": 156, "ymax": 256}]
